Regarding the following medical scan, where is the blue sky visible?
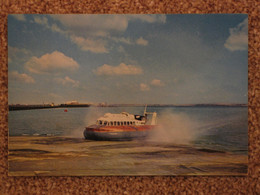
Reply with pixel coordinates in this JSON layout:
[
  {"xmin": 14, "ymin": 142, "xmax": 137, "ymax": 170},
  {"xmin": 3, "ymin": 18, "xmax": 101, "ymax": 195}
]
[{"xmin": 8, "ymin": 14, "xmax": 248, "ymax": 105}]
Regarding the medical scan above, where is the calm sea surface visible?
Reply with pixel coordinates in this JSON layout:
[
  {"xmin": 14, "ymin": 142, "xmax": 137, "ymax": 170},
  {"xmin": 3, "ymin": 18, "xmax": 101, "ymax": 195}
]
[{"xmin": 9, "ymin": 106, "xmax": 248, "ymax": 154}]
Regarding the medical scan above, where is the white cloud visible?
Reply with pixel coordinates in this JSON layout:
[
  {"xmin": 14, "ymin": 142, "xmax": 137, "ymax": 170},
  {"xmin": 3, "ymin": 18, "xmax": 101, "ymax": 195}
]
[
  {"xmin": 224, "ymin": 18, "xmax": 248, "ymax": 51},
  {"xmin": 11, "ymin": 14, "xmax": 26, "ymax": 21},
  {"xmin": 151, "ymin": 79, "xmax": 165, "ymax": 87},
  {"xmin": 50, "ymin": 23, "xmax": 65, "ymax": 34},
  {"xmin": 8, "ymin": 46, "xmax": 31, "ymax": 64},
  {"xmin": 51, "ymin": 15, "xmax": 129, "ymax": 36},
  {"xmin": 112, "ymin": 36, "xmax": 149, "ymax": 46},
  {"xmin": 51, "ymin": 14, "xmax": 166, "ymax": 36},
  {"xmin": 8, "ymin": 46, "xmax": 30, "ymax": 55},
  {"xmin": 9, "ymin": 71, "xmax": 35, "ymax": 83},
  {"xmin": 51, "ymin": 15, "xmax": 166, "ymax": 36},
  {"xmin": 136, "ymin": 37, "xmax": 148, "ymax": 46},
  {"xmin": 130, "ymin": 15, "xmax": 166, "ymax": 24},
  {"xmin": 25, "ymin": 51, "xmax": 79, "ymax": 74},
  {"xmin": 24, "ymin": 15, "xmax": 166, "ymax": 55},
  {"xmin": 70, "ymin": 35, "xmax": 108, "ymax": 53},
  {"xmin": 34, "ymin": 16, "xmax": 48, "ymax": 26},
  {"xmin": 139, "ymin": 79, "xmax": 164, "ymax": 92},
  {"xmin": 112, "ymin": 37, "xmax": 132, "ymax": 45},
  {"xmin": 33, "ymin": 16, "xmax": 66, "ymax": 35},
  {"xmin": 48, "ymin": 15, "xmax": 166, "ymax": 53},
  {"xmin": 94, "ymin": 63, "xmax": 143, "ymax": 76},
  {"xmin": 54, "ymin": 76, "xmax": 79, "ymax": 87},
  {"xmin": 111, "ymin": 36, "xmax": 148, "ymax": 46},
  {"xmin": 51, "ymin": 14, "xmax": 166, "ymax": 39},
  {"xmin": 140, "ymin": 83, "xmax": 150, "ymax": 91},
  {"xmin": 50, "ymin": 15, "xmax": 129, "ymax": 54}
]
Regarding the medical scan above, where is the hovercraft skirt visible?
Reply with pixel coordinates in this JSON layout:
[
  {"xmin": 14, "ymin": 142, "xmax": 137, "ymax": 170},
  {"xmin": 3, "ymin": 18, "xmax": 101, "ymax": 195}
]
[{"xmin": 84, "ymin": 125, "xmax": 155, "ymax": 141}]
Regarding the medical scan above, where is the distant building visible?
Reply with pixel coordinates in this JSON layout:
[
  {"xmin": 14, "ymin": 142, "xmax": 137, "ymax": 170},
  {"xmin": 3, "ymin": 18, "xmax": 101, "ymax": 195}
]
[
  {"xmin": 65, "ymin": 101, "xmax": 79, "ymax": 105},
  {"xmin": 98, "ymin": 102, "xmax": 107, "ymax": 107}
]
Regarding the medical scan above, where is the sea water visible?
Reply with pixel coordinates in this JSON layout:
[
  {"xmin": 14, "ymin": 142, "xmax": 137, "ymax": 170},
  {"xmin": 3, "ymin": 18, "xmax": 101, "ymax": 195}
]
[{"xmin": 8, "ymin": 106, "xmax": 248, "ymax": 154}]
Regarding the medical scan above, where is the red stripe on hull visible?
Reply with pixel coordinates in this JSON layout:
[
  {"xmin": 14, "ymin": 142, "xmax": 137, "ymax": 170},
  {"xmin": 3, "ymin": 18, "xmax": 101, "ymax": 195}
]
[{"xmin": 85, "ymin": 125, "xmax": 156, "ymax": 133}]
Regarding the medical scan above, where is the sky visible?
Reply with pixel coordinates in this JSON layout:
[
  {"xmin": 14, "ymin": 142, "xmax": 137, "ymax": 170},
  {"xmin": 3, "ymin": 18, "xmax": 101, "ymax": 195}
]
[{"xmin": 8, "ymin": 14, "xmax": 248, "ymax": 105}]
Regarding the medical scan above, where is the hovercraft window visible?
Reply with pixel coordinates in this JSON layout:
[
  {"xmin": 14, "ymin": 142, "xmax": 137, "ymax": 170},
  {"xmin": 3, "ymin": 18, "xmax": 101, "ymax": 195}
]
[
  {"xmin": 121, "ymin": 122, "xmax": 123, "ymax": 126},
  {"xmin": 114, "ymin": 121, "xmax": 116, "ymax": 126},
  {"xmin": 127, "ymin": 121, "xmax": 130, "ymax": 125},
  {"xmin": 110, "ymin": 121, "xmax": 113, "ymax": 126},
  {"xmin": 104, "ymin": 121, "xmax": 107, "ymax": 125},
  {"xmin": 117, "ymin": 121, "xmax": 120, "ymax": 126},
  {"xmin": 99, "ymin": 120, "xmax": 102, "ymax": 125},
  {"xmin": 124, "ymin": 121, "xmax": 126, "ymax": 125}
]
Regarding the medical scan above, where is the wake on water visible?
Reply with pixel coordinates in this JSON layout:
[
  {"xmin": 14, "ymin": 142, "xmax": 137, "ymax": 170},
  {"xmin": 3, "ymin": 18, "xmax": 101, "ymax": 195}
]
[{"xmin": 145, "ymin": 110, "xmax": 201, "ymax": 144}]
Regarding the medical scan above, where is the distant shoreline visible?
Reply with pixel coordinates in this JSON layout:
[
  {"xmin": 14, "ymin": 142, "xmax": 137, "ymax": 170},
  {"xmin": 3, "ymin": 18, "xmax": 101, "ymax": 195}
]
[
  {"xmin": 9, "ymin": 103, "xmax": 248, "ymax": 111},
  {"xmin": 9, "ymin": 104, "xmax": 91, "ymax": 111}
]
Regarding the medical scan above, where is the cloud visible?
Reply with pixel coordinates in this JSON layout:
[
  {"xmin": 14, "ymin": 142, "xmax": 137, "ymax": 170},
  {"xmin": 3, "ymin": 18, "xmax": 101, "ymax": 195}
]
[
  {"xmin": 8, "ymin": 46, "xmax": 30, "ymax": 55},
  {"xmin": 11, "ymin": 14, "xmax": 26, "ymax": 21},
  {"xmin": 50, "ymin": 23, "xmax": 65, "ymax": 34},
  {"xmin": 54, "ymin": 76, "xmax": 80, "ymax": 87},
  {"xmin": 129, "ymin": 15, "xmax": 166, "ymax": 24},
  {"xmin": 33, "ymin": 16, "xmax": 66, "ymax": 35},
  {"xmin": 224, "ymin": 18, "xmax": 248, "ymax": 51},
  {"xmin": 8, "ymin": 46, "xmax": 31, "ymax": 63},
  {"xmin": 25, "ymin": 51, "xmax": 79, "ymax": 74},
  {"xmin": 112, "ymin": 37, "xmax": 132, "ymax": 45},
  {"xmin": 51, "ymin": 15, "xmax": 128, "ymax": 37},
  {"xmin": 112, "ymin": 36, "xmax": 148, "ymax": 46},
  {"xmin": 19, "ymin": 15, "xmax": 166, "ymax": 54},
  {"xmin": 34, "ymin": 16, "xmax": 48, "ymax": 26},
  {"xmin": 151, "ymin": 79, "xmax": 165, "ymax": 87},
  {"xmin": 140, "ymin": 83, "xmax": 150, "ymax": 91},
  {"xmin": 139, "ymin": 79, "xmax": 164, "ymax": 92},
  {"xmin": 51, "ymin": 15, "xmax": 166, "ymax": 35},
  {"xmin": 51, "ymin": 15, "xmax": 165, "ymax": 47},
  {"xmin": 94, "ymin": 63, "xmax": 143, "ymax": 76},
  {"xmin": 9, "ymin": 71, "xmax": 35, "ymax": 83},
  {"xmin": 70, "ymin": 35, "xmax": 108, "ymax": 53},
  {"xmin": 136, "ymin": 37, "xmax": 148, "ymax": 46},
  {"xmin": 31, "ymin": 15, "xmax": 166, "ymax": 54}
]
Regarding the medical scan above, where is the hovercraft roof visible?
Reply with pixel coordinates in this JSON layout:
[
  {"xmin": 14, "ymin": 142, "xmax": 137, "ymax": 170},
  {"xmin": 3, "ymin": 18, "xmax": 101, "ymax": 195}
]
[{"xmin": 97, "ymin": 112, "xmax": 137, "ymax": 121}]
